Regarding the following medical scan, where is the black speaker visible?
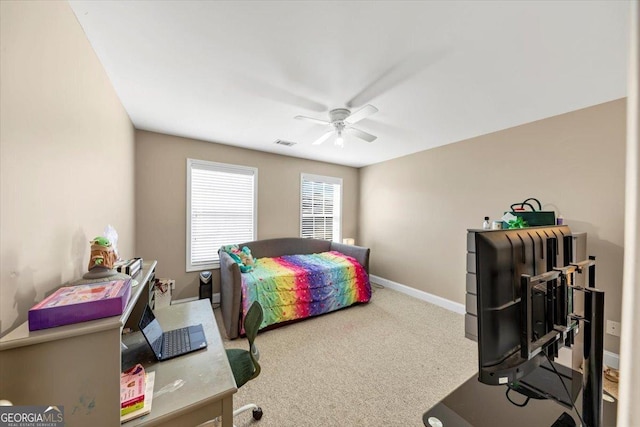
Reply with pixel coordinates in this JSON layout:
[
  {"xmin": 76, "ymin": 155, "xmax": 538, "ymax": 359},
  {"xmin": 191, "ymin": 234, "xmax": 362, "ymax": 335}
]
[{"xmin": 199, "ymin": 271, "xmax": 212, "ymax": 302}]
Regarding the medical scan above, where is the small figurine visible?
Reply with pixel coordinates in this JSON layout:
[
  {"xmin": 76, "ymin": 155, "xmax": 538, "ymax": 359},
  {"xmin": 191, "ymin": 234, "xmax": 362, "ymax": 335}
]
[{"xmin": 83, "ymin": 236, "xmax": 118, "ymax": 279}]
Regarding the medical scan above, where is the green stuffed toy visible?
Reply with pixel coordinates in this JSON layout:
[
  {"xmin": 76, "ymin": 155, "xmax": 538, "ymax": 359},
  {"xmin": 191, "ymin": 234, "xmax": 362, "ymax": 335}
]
[
  {"xmin": 88, "ymin": 236, "xmax": 116, "ymax": 270},
  {"xmin": 221, "ymin": 245, "xmax": 255, "ymax": 272},
  {"xmin": 240, "ymin": 247, "xmax": 255, "ymax": 267}
]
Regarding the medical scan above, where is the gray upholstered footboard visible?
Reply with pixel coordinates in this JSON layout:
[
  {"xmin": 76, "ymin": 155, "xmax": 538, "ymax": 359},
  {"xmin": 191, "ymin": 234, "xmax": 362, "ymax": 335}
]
[
  {"xmin": 330, "ymin": 241, "xmax": 370, "ymax": 274},
  {"xmin": 219, "ymin": 250, "xmax": 243, "ymax": 339}
]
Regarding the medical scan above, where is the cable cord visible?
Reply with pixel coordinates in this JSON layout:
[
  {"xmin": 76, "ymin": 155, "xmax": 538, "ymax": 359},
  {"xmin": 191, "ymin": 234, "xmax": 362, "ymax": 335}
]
[
  {"xmin": 544, "ymin": 351, "xmax": 585, "ymax": 427},
  {"xmin": 505, "ymin": 387, "xmax": 531, "ymax": 407}
]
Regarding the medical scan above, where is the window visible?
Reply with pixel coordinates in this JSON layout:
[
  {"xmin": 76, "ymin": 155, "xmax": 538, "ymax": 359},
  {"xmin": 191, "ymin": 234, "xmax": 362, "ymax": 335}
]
[
  {"xmin": 186, "ymin": 159, "xmax": 257, "ymax": 271},
  {"xmin": 300, "ymin": 173, "xmax": 342, "ymax": 242}
]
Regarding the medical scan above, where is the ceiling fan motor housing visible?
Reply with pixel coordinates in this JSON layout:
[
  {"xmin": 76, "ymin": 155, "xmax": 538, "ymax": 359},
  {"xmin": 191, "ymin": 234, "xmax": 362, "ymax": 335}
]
[
  {"xmin": 295, "ymin": 104, "xmax": 378, "ymax": 145},
  {"xmin": 329, "ymin": 108, "xmax": 351, "ymax": 123}
]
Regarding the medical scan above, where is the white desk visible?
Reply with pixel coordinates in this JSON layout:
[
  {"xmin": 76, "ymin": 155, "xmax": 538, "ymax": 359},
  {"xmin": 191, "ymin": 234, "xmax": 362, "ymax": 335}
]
[
  {"xmin": 122, "ymin": 299, "xmax": 237, "ymax": 427},
  {"xmin": 0, "ymin": 261, "xmax": 157, "ymax": 427}
]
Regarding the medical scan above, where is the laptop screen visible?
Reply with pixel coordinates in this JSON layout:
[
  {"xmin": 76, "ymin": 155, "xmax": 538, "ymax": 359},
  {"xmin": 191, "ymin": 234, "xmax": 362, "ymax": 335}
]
[{"xmin": 139, "ymin": 305, "xmax": 163, "ymax": 356}]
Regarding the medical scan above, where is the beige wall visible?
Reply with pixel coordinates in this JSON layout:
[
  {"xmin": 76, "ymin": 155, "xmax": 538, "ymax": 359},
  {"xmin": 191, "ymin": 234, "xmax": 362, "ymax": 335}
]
[
  {"xmin": 0, "ymin": 1, "xmax": 135, "ymax": 336},
  {"xmin": 135, "ymin": 130, "xmax": 359, "ymax": 299},
  {"xmin": 360, "ymin": 99, "xmax": 626, "ymax": 353},
  {"xmin": 0, "ymin": 0, "xmax": 627, "ymax": 359}
]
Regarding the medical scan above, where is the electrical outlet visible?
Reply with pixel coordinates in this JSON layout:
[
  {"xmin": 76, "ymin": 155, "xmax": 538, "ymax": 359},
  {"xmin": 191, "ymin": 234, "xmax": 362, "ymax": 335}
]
[
  {"xmin": 606, "ymin": 320, "xmax": 621, "ymax": 337},
  {"xmin": 212, "ymin": 293, "xmax": 221, "ymax": 304}
]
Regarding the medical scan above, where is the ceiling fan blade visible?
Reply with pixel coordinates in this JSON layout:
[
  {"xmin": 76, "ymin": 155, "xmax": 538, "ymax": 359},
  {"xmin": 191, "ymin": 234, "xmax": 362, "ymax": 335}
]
[
  {"xmin": 295, "ymin": 115, "xmax": 331, "ymax": 126},
  {"xmin": 346, "ymin": 49, "xmax": 448, "ymax": 108},
  {"xmin": 230, "ymin": 74, "xmax": 326, "ymax": 112},
  {"xmin": 312, "ymin": 130, "xmax": 335, "ymax": 145},
  {"xmin": 347, "ymin": 127, "xmax": 377, "ymax": 143},
  {"xmin": 344, "ymin": 104, "xmax": 378, "ymax": 125}
]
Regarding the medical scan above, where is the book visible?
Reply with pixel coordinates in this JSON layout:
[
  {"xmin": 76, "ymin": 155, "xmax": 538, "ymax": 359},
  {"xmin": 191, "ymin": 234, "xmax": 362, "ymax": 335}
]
[
  {"xmin": 28, "ymin": 279, "xmax": 132, "ymax": 331},
  {"xmin": 128, "ymin": 258, "xmax": 142, "ymax": 276},
  {"xmin": 121, "ymin": 371, "xmax": 155, "ymax": 424},
  {"xmin": 115, "ymin": 258, "xmax": 143, "ymax": 277},
  {"xmin": 121, "ymin": 364, "xmax": 146, "ymax": 416}
]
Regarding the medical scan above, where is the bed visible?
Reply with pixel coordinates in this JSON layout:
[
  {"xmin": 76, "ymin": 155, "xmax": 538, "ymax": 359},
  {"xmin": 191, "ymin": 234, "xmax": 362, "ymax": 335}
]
[{"xmin": 219, "ymin": 238, "xmax": 371, "ymax": 339}]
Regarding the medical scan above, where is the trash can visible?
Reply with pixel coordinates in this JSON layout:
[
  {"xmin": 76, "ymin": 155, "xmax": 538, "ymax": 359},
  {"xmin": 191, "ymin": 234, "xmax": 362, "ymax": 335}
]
[{"xmin": 199, "ymin": 271, "xmax": 212, "ymax": 302}]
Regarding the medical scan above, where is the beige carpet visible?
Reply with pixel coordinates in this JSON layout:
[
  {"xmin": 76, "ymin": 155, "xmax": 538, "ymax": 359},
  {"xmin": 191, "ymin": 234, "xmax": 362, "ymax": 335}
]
[{"xmin": 215, "ymin": 286, "xmax": 478, "ymax": 427}]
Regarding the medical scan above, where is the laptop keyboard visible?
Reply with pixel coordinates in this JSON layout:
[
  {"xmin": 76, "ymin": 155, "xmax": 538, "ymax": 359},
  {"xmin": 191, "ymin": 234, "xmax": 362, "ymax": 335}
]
[{"xmin": 163, "ymin": 328, "xmax": 191, "ymax": 357}]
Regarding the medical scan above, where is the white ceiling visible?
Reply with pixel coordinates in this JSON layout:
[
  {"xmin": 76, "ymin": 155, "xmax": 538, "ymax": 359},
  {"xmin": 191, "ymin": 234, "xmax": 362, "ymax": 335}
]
[{"xmin": 68, "ymin": 1, "xmax": 629, "ymax": 168}]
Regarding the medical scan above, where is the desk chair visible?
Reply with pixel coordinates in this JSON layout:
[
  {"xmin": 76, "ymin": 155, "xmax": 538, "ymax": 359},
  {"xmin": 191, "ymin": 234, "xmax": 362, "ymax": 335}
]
[{"xmin": 226, "ymin": 301, "xmax": 264, "ymax": 424}]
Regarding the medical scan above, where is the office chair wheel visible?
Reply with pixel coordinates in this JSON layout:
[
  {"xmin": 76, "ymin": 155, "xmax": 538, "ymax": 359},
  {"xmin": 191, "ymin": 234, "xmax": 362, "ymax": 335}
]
[{"xmin": 252, "ymin": 407, "xmax": 263, "ymax": 420}]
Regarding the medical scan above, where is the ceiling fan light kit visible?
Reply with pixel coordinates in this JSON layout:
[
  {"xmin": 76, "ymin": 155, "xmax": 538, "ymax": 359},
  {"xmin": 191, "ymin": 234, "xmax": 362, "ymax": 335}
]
[{"xmin": 295, "ymin": 104, "xmax": 379, "ymax": 147}]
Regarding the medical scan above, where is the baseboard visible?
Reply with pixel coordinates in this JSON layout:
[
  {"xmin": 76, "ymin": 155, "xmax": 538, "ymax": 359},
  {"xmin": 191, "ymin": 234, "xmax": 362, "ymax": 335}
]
[
  {"xmin": 172, "ymin": 294, "xmax": 220, "ymax": 305},
  {"xmin": 369, "ymin": 274, "xmax": 466, "ymax": 315},
  {"xmin": 369, "ymin": 275, "xmax": 621, "ymax": 368},
  {"xmin": 171, "ymin": 296, "xmax": 199, "ymax": 305}
]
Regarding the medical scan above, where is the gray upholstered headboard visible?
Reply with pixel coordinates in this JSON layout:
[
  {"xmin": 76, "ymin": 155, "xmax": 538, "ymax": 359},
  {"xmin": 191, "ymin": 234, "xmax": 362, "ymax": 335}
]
[
  {"xmin": 237, "ymin": 238, "xmax": 369, "ymax": 273},
  {"xmin": 239, "ymin": 237, "xmax": 331, "ymax": 260}
]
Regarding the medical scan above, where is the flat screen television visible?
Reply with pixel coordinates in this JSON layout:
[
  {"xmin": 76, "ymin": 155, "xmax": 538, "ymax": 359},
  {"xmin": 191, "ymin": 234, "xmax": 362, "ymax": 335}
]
[
  {"xmin": 474, "ymin": 225, "xmax": 575, "ymax": 387},
  {"xmin": 474, "ymin": 225, "xmax": 606, "ymax": 425}
]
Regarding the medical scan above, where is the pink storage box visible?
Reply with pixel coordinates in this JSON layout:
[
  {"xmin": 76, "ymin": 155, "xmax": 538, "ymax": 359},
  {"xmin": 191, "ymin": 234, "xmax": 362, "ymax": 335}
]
[{"xmin": 28, "ymin": 279, "xmax": 131, "ymax": 331}]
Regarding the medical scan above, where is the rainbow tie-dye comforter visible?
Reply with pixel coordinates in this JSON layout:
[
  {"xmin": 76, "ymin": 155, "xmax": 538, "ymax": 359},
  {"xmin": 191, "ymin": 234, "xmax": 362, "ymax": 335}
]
[{"xmin": 240, "ymin": 251, "xmax": 371, "ymax": 331}]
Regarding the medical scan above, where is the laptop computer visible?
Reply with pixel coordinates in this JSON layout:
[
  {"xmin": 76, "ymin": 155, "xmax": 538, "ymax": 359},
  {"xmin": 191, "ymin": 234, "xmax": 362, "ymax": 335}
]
[{"xmin": 138, "ymin": 304, "xmax": 207, "ymax": 361}]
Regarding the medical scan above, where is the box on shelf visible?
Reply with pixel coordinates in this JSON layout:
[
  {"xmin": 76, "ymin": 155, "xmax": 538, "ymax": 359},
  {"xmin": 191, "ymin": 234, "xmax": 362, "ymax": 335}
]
[
  {"xmin": 154, "ymin": 278, "xmax": 173, "ymax": 309},
  {"xmin": 28, "ymin": 279, "xmax": 132, "ymax": 331}
]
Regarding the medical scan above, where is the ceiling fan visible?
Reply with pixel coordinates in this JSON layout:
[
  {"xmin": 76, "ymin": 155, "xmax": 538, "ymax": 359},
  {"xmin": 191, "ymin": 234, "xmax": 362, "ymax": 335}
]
[{"xmin": 295, "ymin": 104, "xmax": 378, "ymax": 147}]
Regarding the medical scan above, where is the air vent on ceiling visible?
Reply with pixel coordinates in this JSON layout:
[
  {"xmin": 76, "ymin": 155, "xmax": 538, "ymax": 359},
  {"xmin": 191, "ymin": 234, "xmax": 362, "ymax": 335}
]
[{"xmin": 274, "ymin": 139, "xmax": 297, "ymax": 147}]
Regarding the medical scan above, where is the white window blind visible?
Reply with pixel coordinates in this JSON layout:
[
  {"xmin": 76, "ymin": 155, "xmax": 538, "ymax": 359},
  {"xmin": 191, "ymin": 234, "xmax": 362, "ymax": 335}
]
[
  {"xmin": 187, "ymin": 159, "xmax": 257, "ymax": 271},
  {"xmin": 300, "ymin": 173, "xmax": 342, "ymax": 242}
]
